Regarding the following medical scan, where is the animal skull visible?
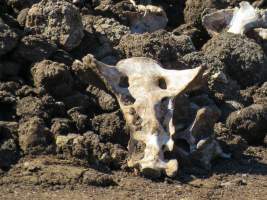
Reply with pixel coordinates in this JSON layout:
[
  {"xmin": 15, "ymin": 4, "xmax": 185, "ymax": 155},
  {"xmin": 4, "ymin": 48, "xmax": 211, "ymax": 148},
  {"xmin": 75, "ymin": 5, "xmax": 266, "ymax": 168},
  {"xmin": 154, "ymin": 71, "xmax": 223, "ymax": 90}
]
[
  {"xmin": 202, "ymin": 1, "xmax": 267, "ymax": 36},
  {"xmin": 79, "ymin": 55, "xmax": 205, "ymax": 177}
]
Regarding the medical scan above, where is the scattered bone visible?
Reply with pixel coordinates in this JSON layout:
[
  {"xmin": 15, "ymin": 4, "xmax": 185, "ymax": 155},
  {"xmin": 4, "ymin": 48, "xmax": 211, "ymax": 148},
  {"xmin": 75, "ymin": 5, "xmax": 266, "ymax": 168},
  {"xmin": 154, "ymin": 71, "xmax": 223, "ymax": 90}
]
[
  {"xmin": 202, "ymin": 1, "xmax": 267, "ymax": 36},
  {"xmin": 253, "ymin": 28, "xmax": 267, "ymax": 39},
  {"xmin": 228, "ymin": 2, "xmax": 260, "ymax": 34},
  {"xmin": 128, "ymin": 0, "xmax": 168, "ymax": 33},
  {"xmin": 80, "ymin": 54, "xmax": 205, "ymax": 177},
  {"xmin": 72, "ymin": 0, "xmax": 79, "ymax": 4},
  {"xmin": 202, "ymin": 8, "xmax": 234, "ymax": 36},
  {"xmin": 174, "ymin": 106, "xmax": 230, "ymax": 169}
]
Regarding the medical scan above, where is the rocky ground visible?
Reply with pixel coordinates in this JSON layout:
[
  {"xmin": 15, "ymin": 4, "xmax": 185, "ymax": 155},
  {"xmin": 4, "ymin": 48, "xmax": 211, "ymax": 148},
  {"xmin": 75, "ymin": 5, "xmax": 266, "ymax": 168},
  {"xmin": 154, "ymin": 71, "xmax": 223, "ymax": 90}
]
[{"xmin": 0, "ymin": 0, "xmax": 267, "ymax": 199}]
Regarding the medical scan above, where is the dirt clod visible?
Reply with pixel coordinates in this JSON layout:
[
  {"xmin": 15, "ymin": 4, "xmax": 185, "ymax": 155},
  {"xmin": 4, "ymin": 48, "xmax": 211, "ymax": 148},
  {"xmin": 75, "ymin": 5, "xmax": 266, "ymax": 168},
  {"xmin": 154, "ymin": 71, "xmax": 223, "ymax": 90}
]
[
  {"xmin": 226, "ymin": 104, "xmax": 267, "ymax": 144},
  {"xmin": 18, "ymin": 117, "xmax": 54, "ymax": 154},
  {"xmin": 25, "ymin": 0, "xmax": 84, "ymax": 51}
]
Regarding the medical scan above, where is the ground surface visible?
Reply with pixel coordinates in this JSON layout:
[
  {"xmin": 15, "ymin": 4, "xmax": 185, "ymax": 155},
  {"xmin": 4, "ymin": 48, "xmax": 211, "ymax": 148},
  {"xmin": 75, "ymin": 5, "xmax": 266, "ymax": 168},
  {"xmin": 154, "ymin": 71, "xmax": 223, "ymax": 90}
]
[{"xmin": 0, "ymin": 144, "xmax": 266, "ymax": 200}]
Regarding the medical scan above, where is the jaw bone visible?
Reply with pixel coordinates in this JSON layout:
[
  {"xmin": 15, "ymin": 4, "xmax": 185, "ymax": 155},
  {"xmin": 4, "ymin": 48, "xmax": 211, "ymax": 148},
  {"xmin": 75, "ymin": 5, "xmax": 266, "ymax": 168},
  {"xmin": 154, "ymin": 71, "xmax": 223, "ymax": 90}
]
[
  {"xmin": 80, "ymin": 55, "xmax": 205, "ymax": 177},
  {"xmin": 202, "ymin": 1, "xmax": 267, "ymax": 36}
]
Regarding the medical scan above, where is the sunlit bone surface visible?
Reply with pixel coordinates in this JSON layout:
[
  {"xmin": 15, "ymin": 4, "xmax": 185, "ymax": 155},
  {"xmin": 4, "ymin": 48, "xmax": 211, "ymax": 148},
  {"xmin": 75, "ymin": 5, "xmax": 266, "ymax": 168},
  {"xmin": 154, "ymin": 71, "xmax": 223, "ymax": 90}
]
[
  {"xmin": 128, "ymin": 0, "xmax": 168, "ymax": 33},
  {"xmin": 202, "ymin": 1, "xmax": 267, "ymax": 36},
  {"xmin": 80, "ymin": 55, "xmax": 205, "ymax": 177},
  {"xmin": 228, "ymin": 1, "xmax": 261, "ymax": 34},
  {"xmin": 254, "ymin": 28, "xmax": 267, "ymax": 39}
]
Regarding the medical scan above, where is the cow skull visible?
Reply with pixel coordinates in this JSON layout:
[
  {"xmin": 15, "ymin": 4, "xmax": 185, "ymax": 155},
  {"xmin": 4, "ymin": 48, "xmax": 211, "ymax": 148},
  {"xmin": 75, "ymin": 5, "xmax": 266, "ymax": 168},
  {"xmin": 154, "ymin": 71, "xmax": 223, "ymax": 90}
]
[{"xmin": 78, "ymin": 55, "xmax": 205, "ymax": 177}]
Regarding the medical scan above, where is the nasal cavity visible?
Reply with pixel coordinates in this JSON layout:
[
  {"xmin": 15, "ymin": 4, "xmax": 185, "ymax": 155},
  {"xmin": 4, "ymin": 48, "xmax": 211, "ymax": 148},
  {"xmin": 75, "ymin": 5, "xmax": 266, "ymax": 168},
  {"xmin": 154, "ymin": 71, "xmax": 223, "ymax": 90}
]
[
  {"xmin": 119, "ymin": 76, "xmax": 129, "ymax": 88},
  {"xmin": 158, "ymin": 77, "xmax": 167, "ymax": 89}
]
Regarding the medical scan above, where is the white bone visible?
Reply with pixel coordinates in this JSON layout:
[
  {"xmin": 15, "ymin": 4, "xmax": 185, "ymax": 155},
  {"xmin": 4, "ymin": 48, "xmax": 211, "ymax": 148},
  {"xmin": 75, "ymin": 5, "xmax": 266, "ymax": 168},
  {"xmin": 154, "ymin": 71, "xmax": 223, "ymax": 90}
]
[
  {"xmin": 175, "ymin": 106, "xmax": 230, "ymax": 169},
  {"xmin": 228, "ymin": 2, "xmax": 259, "ymax": 34},
  {"xmin": 254, "ymin": 28, "xmax": 267, "ymax": 39},
  {"xmin": 82, "ymin": 55, "xmax": 205, "ymax": 177},
  {"xmin": 128, "ymin": 1, "xmax": 168, "ymax": 33},
  {"xmin": 203, "ymin": 1, "xmax": 267, "ymax": 36}
]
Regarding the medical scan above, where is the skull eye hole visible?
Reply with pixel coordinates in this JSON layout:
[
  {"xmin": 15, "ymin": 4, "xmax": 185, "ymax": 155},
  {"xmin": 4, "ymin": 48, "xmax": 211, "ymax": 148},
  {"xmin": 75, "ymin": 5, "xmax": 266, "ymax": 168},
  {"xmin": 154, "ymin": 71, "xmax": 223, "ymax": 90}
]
[
  {"xmin": 119, "ymin": 76, "xmax": 129, "ymax": 88},
  {"xmin": 158, "ymin": 77, "xmax": 167, "ymax": 89}
]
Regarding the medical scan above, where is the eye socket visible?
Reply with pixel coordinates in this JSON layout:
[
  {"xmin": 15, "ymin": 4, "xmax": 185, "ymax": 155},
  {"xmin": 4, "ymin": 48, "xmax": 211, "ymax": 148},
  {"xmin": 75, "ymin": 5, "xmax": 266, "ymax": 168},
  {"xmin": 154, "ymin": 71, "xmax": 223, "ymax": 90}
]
[
  {"xmin": 119, "ymin": 76, "xmax": 129, "ymax": 88},
  {"xmin": 158, "ymin": 77, "xmax": 167, "ymax": 89}
]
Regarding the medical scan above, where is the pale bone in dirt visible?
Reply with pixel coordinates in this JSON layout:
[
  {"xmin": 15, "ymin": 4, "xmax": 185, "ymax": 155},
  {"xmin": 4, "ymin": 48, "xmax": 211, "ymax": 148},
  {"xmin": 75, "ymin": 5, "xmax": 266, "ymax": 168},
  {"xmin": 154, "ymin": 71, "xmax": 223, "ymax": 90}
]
[
  {"xmin": 74, "ymin": 55, "xmax": 230, "ymax": 177},
  {"xmin": 202, "ymin": 1, "xmax": 267, "ymax": 36},
  {"xmin": 128, "ymin": 0, "xmax": 168, "ymax": 33}
]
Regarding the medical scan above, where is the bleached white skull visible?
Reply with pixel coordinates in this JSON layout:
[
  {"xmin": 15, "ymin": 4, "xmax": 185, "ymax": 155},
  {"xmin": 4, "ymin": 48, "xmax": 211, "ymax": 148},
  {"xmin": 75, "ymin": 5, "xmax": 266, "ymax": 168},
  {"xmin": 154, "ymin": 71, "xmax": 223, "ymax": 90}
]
[
  {"xmin": 79, "ymin": 55, "xmax": 205, "ymax": 177},
  {"xmin": 202, "ymin": 1, "xmax": 267, "ymax": 36}
]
